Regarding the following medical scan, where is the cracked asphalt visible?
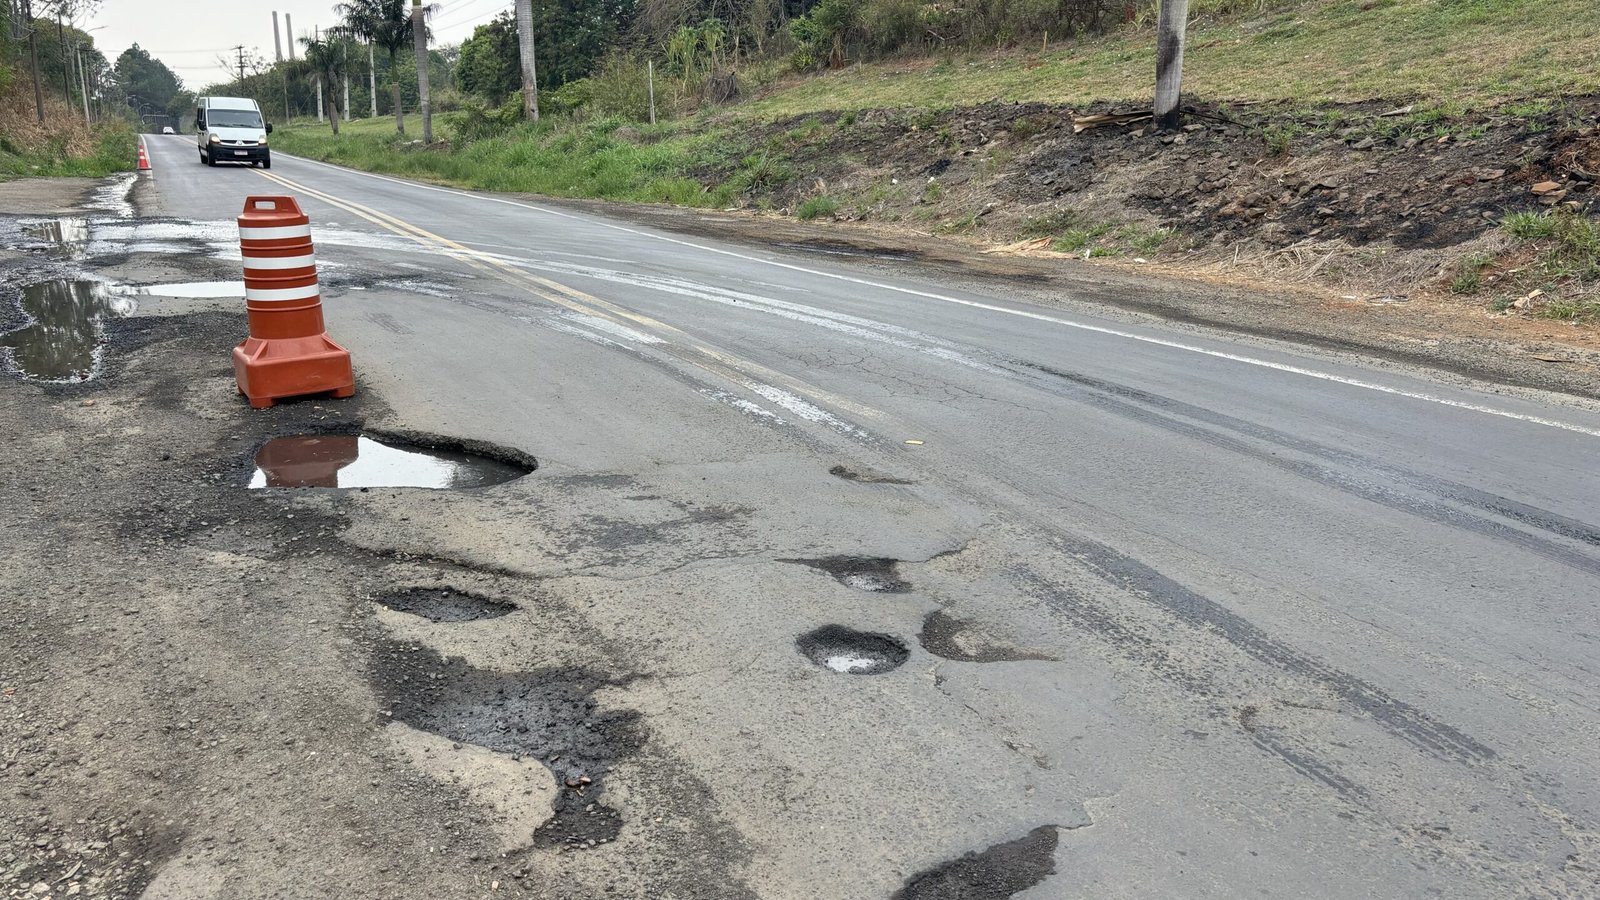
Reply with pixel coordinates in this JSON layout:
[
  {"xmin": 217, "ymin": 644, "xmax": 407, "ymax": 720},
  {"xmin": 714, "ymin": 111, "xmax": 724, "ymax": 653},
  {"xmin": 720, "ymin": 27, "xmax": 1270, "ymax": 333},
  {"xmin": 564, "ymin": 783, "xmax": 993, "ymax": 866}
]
[{"xmin": 3, "ymin": 135, "xmax": 1600, "ymax": 898}]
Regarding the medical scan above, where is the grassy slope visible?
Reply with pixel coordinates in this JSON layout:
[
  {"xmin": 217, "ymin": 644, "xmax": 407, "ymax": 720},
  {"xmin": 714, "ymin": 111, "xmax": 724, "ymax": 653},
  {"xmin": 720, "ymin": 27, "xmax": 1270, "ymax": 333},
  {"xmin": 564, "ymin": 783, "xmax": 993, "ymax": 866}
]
[
  {"xmin": 0, "ymin": 73, "xmax": 137, "ymax": 181},
  {"xmin": 743, "ymin": 0, "xmax": 1600, "ymax": 117},
  {"xmin": 277, "ymin": 0, "xmax": 1600, "ymax": 204}
]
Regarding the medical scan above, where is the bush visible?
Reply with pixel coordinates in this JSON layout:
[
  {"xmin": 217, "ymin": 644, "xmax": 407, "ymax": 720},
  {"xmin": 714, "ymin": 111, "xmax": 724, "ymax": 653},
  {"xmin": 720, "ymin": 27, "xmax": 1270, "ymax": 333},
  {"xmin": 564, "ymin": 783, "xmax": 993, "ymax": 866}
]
[{"xmin": 447, "ymin": 97, "xmax": 525, "ymax": 144}]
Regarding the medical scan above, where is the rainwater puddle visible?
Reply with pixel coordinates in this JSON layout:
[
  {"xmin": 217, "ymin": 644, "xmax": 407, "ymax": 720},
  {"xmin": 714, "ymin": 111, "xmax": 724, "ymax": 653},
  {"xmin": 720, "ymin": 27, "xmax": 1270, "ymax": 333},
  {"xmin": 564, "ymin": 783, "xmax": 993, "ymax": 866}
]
[
  {"xmin": 375, "ymin": 587, "xmax": 516, "ymax": 623},
  {"xmin": 132, "ymin": 281, "xmax": 244, "ymax": 298},
  {"xmin": 797, "ymin": 625, "xmax": 908, "ymax": 675},
  {"xmin": 0, "ymin": 280, "xmax": 136, "ymax": 381},
  {"xmin": 26, "ymin": 218, "xmax": 89, "ymax": 245},
  {"xmin": 248, "ymin": 435, "xmax": 532, "ymax": 490}
]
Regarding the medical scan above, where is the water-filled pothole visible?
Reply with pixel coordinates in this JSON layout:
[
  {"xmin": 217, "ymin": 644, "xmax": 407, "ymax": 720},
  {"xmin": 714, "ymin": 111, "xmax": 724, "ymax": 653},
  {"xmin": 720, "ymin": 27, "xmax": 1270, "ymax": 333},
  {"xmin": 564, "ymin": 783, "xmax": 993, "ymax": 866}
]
[
  {"xmin": 375, "ymin": 587, "xmax": 516, "ymax": 623},
  {"xmin": 0, "ymin": 280, "xmax": 136, "ymax": 381},
  {"xmin": 786, "ymin": 556, "xmax": 910, "ymax": 593},
  {"xmin": 797, "ymin": 625, "xmax": 909, "ymax": 675},
  {"xmin": 248, "ymin": 435, "xmax": 532, "ymax": 489},
  {"xmin": 26, "ymin": 218, "xmax": 89, "ymax": 246}
]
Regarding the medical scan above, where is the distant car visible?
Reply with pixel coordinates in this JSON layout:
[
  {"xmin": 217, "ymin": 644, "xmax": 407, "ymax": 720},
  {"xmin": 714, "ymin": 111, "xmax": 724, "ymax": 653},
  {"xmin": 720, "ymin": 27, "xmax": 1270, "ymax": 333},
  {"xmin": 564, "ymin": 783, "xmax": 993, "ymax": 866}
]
[{"xmin": 161, "ymin": 126, "xmax": 174, "ymax": 134}]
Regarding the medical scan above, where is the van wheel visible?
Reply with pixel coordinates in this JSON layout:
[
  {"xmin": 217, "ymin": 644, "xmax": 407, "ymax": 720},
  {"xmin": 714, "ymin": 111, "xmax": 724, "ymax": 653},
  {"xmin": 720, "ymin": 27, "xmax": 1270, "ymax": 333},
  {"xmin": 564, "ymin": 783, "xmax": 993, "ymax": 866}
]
[
  {"xmin": 261, "ymin": 157, "xmax": 271, "ymax": 170},
  {"xmin": 199, "ymin": 151, "xmax": 206, "ymax": 165},
  {"xmin": 206, "ymin": 150, "xmax": 217, "ymax": 167}
]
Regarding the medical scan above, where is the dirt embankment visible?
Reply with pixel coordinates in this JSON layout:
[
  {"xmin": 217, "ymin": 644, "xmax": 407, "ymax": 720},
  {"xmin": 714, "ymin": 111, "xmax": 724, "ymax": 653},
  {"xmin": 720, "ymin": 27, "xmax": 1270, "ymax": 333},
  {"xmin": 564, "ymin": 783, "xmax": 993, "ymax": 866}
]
[{"xmin": 673, "ymin": 95, "xmax": 1600, "ymax": 348}]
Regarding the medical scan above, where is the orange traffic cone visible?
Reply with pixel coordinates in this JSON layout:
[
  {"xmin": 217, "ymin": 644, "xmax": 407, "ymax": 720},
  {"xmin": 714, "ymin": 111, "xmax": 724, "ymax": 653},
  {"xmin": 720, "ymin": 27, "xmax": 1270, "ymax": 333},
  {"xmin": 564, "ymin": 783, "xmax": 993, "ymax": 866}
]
[
  {"xmin": 231, "ymin": 196, "xmax": 355, "ymax": 409},
  {"xmin": 137, "ymin": 139, "xmax": 151, "ymax": 171}
]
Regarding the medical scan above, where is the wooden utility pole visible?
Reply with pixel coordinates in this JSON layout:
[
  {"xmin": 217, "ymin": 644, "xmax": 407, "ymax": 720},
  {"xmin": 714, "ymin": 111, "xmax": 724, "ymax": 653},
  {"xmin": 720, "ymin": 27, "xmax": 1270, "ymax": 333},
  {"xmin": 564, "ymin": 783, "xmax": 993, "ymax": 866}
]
[
  {"xmin": 647, "ymin": 60, "xmax": 656, "ymax": 126},
  {"xmin": 368, "ymin": 43, "xmax": 377, "ymax": 117},
  {"xmin": 514, "ymin": 0, "xmax": 538, "ymax": 121},
  {"xmin": 411, "ymin": 0, "xmax": 431, "ymax": 143},
  {"xmin": 1154, "ymin": 0, "xmax": 1188, "ymax": 131},
  {"xmin": 24, "ymin": 0, "xmax": 44, "ymax": 122}
]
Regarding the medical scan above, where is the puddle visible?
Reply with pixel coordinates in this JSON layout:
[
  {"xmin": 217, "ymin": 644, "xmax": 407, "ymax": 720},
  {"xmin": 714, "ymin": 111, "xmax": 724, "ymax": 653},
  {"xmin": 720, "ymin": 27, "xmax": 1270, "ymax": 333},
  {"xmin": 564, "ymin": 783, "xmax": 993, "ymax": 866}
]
[
  {"xmin": 375, "ymin": 587, "xmax": 516, "ymax": 623},
  {"xmin": 248, "ymin": 435, "xmax": 532, "ymax": 489},
  {"xmin": 918, "ymin": 611, "xmax": 1055, "ymax": 663},
  {"xmin": 893, "ymin": 825, "xmax": 1060, "ymax": 899},
  {"xmin": 787, "ymin": 556, "xmax": 910, "ymax": 593},
  {"xmin": 132, "ymin": 281, "xmax": 244, "ymax": 299},
  {"xmin": 796, "ymin": 625, "xmax": 909, "ymax": 675},
  {"xmin": 25, "ymin": 217, "xmax": 89, "ymax": 246},
  {"xmin": 0, "ymin": 280, "xmax": 136, "ymax": 381},
  {"xmin": 372, "ymin": 641, "xmax": 641, "ymax": 849}
]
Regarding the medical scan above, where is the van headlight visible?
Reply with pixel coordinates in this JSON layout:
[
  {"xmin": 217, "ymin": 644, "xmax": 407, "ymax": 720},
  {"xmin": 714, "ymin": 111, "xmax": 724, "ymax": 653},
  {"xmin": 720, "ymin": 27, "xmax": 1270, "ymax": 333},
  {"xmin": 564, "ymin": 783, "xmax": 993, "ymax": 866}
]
[
  {"xmin": 208, "ymin": 133, "xmax": 221, "ymax": 144},
  {"xmin": 257, "ymin": 135, "xmax": 268, "ymax": 146}
]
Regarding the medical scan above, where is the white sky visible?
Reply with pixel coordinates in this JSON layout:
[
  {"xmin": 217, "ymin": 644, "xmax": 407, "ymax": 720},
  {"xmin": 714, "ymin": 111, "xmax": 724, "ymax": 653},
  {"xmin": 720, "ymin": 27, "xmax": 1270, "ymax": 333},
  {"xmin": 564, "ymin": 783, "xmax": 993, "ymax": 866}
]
[{"xmin": 88, "ymin": 0, "xmax": 508, "ymax": 88}]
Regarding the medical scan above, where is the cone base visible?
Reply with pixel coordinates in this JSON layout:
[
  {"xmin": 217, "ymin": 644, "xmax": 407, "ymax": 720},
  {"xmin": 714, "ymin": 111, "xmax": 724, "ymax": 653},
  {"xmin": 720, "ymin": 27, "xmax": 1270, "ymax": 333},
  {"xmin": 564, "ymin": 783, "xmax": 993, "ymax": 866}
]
[{"xmin": 233, "ymin": 333, "xmax": 355, "ymax": 409}]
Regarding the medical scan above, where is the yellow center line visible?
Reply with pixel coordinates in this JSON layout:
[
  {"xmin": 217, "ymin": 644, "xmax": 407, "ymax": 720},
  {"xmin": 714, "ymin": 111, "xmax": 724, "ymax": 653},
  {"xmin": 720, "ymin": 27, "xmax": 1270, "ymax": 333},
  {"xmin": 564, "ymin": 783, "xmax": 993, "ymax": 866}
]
[{"xmin": 252, "ymin": 168, "xmax": 883, "ymax": 423}]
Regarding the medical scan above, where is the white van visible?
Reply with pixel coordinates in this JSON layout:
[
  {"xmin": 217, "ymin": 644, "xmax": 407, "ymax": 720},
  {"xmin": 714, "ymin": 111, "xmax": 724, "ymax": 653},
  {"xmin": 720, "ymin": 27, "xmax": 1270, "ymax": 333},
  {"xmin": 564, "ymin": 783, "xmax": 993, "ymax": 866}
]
[{"xmin": 195, "ymin": 96, "xmax": 273, "ymax": 169}]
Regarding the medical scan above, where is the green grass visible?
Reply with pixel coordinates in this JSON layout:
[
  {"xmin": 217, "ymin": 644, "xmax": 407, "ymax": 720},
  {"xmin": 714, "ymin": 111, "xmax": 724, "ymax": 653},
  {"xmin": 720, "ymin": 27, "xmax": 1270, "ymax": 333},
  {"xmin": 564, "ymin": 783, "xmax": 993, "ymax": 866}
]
[
  {"xmin": 738, "ymin": 0, "xmax": 1600, "ymax": 120},
  {"xmin": 0, "ymin": 124, "xmax": 138, "ymax": 181},
  {"xmin": 796, "ymin": 195, "xmax": 840, "ymax": 220},
  {"xmin": 1495, "ymin": 210, "xmax": 1600, "ymax": 320},
  {"xmin": 273, "ymin": 114, "xmax": 741, "ymax": 208},
  {"xmin": 1503, "ymin": 211, "xmax": 1558, "ymax": 240},
  {"xmin": 1450, "ymin": 252, "xmax": 1493, "ymax": 295}
]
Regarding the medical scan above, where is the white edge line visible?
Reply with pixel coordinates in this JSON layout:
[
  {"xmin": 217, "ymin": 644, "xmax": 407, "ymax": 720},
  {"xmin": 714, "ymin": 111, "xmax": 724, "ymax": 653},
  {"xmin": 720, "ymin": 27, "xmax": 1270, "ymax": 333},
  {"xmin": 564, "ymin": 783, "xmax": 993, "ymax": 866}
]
[{"xmin": 278, "ymin": 153, "xmax": 1600, "ymax": 439}]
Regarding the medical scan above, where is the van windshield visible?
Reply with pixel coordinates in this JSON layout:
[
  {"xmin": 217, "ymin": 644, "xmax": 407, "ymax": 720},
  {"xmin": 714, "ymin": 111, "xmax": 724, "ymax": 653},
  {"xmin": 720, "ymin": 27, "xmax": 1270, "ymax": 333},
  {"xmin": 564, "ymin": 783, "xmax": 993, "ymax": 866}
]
[{"xmin": 208, "ymin": 109, "xmax": 263, "ymax": 129}]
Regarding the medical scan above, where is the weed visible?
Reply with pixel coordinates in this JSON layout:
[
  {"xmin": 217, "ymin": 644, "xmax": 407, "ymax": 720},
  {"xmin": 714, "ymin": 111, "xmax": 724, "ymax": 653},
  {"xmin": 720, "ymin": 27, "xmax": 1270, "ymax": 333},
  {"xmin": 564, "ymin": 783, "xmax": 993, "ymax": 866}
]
[
  {"xmin": 840, "ymin": 110, "xmax": 857, "ymax": 127},
  {"xmin": 921, "ymin": 180, "xmax": 945, "ymax": 202},
  {"xmin": 1053, "ymin": 223, "xmax": 1113, "ymax": 253},
  {"xmin": 1117, "ymin": 224, "xmax": 1175, "ymax": 254},
  {"xmin": 797, "ymin": 195, "xmax": 841, "ymax": 220},
  {"xmin": 1019, "ymin": 209, "xmax": 1081, "ymax": 238},
  {"xmin": 938, "ymin": 211, "xmax": 980, "ymax": 234},
  {"xmin": 1010, "ymin": 113, "xmax": 1056, "ymax": 140},
  {"xmin": 1503, "ymin": 211, "xmax": 1556, "ymax": 240},
  {"xmin": 1261, "ymin": 123, "xmax": 1297, "ymax": 156},
  {"xmin": 1539, "ymin": 299, "xmax": 1600, "ymax": 322},
  {"xmin": 1450, "ymin": 251, "xmax": 1493, "ymax": 294}
]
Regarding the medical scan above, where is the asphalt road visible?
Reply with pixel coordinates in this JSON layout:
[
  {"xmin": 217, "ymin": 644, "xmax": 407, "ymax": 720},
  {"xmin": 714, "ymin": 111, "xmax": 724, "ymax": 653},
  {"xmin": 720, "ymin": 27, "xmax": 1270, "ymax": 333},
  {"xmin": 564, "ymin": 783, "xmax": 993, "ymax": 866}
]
[{"xmin": 104, "ymin": 136, "xmax": 1600, "ymax": 895}]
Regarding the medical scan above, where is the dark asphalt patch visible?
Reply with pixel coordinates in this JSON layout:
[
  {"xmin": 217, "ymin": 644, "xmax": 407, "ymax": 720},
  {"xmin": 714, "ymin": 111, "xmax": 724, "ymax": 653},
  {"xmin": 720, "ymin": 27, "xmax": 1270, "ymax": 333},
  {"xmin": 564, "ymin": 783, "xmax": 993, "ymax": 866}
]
[
  {"xmin": 0, "ymin": 280, "xmax": 136, "ymax": 381},
  {"xmin": 786, "ymin": 556, "xmax": 911, "ymax": 593},
  {"xmin": 918, "ymin": 611, "xmax": 1054, "ymax": 663},
  {"xmin": 249, "ymin": 434, "xmax": 532, "ymax": 490},
  {"xmin": 829, "ymin": 464, "xmax": 914, "ymax": 485},
  {"xmin": 796, "ymin": 625, "xmax": 909, "ymax": 674},
  {"xmin": 370, "ymin": 641, "xmax": 643, "ymax": 848},
  {"xmin": 893, "ymin": 825, "xmax": 1059, "ymax": 899},
  {"xmin": 375, "ymin": 587, "xmax": 518, "ymax": 623}
]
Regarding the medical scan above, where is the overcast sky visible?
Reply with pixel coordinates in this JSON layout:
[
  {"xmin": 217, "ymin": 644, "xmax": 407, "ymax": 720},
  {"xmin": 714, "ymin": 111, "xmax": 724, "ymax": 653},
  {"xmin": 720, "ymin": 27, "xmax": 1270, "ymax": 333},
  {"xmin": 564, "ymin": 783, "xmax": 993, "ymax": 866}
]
[{"xmin": 89, "ymin": 0, "xmax": 509, "ymax": 88}]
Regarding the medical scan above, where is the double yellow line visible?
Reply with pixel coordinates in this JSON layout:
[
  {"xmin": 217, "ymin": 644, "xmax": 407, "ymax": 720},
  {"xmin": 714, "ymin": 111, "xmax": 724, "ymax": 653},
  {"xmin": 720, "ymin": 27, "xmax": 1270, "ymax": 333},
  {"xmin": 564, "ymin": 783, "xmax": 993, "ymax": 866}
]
[{"xmin": 251, "ymin": 167, "xmax": 882, "ymax": 424}]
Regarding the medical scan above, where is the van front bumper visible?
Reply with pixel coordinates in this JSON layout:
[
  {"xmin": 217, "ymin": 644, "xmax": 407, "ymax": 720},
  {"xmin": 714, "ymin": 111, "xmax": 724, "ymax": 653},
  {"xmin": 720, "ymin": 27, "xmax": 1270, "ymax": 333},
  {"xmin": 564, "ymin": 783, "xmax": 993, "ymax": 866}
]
[{"xmin": 210, "ymin": 144, "xmax": 269, "ymax": 162}]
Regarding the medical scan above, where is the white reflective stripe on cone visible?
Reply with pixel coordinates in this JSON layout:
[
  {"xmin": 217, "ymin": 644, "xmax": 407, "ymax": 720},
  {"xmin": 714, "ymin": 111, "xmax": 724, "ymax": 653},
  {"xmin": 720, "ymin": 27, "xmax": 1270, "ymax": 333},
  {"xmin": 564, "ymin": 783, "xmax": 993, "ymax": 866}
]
[
  {"xmin": 245, "ymin": 283, "xmax": 322, "ymax": 302},
  {"xmin": 241, "ymin": 253, "xmax": 317, "ymax": 270},
  {"xmin": 239, "ymin": 224, "xmax": 313, "ymax": 241}
]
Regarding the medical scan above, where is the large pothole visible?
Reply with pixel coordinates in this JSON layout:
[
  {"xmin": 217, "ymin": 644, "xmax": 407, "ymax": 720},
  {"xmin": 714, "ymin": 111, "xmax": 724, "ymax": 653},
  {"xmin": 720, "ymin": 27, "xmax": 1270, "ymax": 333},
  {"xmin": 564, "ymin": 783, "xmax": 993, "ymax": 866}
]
[
  {"xmin": 374, "ymin": 587, "xmax": 517, "ymax": 623},
  {"xmin": 371, "ymin": 642, "xmax": 643, "ymax": 850},
  {"xmin": 0, "ymin": 280, "xmax": 136, "ymax": 381},
  {"xmin": 248, "ymin": 434, "xmax": 532, "ymax": 489},
  {"xmin": 796, "ymin": 625, "xmax": 910, "ymax": 675}
]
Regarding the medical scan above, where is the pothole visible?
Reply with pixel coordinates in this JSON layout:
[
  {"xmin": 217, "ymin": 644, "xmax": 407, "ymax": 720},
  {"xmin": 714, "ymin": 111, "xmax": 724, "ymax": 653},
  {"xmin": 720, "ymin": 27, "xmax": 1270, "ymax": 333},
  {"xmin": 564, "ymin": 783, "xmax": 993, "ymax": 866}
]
[
  {"xmin": 797, "ymin": 625, "xmax": 909, "ymax": 675},
  {"xmin": 371, "ymin": 642, "xmax": 642, "ymax": 850},
  {"xmin": 248, "ymin": 435, "xmax": 533, "ymax": 489},
  {"xmin": 26, "ymin": 217, "xmax": 89, "ymax": 248},
  {"xmin": 829, "ymin": 464, "xmax": 914, "ymax": 485},
  {"xmin": 893, "ymin": 825, "xmax": 1060, "ymax": 899},
  {"xmin": 0, "ymin": 280, "xmax": 136, "ymax": 381},
  {"xmin": 786, "ymin": 556, "xmax": 910, "ymax": 593},
  {"xmin": 374, "ymin": 587, "xmax": 517, "ymax": 623},
  {"xmin": 918, "ymin": 611, "xmax": 1055, "ymax": 663}
]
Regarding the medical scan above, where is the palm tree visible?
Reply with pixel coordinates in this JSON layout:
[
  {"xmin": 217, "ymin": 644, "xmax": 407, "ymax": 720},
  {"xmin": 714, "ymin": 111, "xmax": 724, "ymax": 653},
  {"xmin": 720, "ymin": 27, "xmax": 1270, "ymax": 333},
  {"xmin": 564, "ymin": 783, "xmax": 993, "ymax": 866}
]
[
  {"xmin": 302, "ymin": 34, "xmax": 354, "ymax": 134},
  {"xmin": 333, "ymin": 0, "xmax": 427, "ymax": 135}
]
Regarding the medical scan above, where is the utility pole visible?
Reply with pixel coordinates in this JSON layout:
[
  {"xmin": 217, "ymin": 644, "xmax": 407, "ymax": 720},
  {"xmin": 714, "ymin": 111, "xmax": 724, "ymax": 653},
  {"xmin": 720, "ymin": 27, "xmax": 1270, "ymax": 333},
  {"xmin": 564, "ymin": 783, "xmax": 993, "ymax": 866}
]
[
  {"xmin": 234, "ymin": 44, "xmax": 247, "ymax": 87},
  {"xmin": 272, "ymin": 11, "xmax": 283, "ymax": 63},
  {"xmin": 1154, "ymin": 0, "xmax": 1189, "ymax": 131},
  {"xmin": 647, "ymin": 60, "xmax": 655, "ymax": 126},
  {"xmin": 368, "ymin": 42, "xmax": 377, "ymax": 117},
  {"xmin": 514, "ymin": 0, "xmax": 538, "ymax": 121},
  {"xmin": 343, "ymin": 40, "xmax": 350, "ymax": 121},
  {"xmin": 412, "ymin": 0, "xmax": 431, "ymax": 143},
  {"xmin": 314, "ymin": 26, "xmax": 323, "ymax": 122},
  {"xmin": 56, "ymin": 9, "xmax": 68, "ymax": 97},
  {"xmin": 24, "ymin": 0, "xmax": 44, "ymax": 122},
  {"xmin": 75, "ymin": 44, "xmax": 89, "ymax": 125}
]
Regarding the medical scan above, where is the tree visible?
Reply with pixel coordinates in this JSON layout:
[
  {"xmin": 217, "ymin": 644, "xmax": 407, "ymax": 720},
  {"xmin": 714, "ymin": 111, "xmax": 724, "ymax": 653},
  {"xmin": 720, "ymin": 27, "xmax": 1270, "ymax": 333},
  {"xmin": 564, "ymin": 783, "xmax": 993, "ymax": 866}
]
[
  {"xmin": 302, "ymin": 34, "xmax": 354, "ymax": 134},
  {"xmin": 113, "ymin": 44, "xmax": 184, "ymax": 121},
  {"xmin": 514, "ymin": 0, "xmax": 537, "ymax": 121},
  {"xmin": 457, "ymin": 13, "xmax": 518, "ymax": 103},
  {"xmin": 334, "ymin": 0, "xmax": 428, "ymax": 134}
]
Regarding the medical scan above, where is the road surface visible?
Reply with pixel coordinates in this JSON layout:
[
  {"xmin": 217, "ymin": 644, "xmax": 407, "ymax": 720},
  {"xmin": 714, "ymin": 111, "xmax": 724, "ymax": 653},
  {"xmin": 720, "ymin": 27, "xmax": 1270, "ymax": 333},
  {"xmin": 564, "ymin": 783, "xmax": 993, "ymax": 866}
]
[{"xmin": 7, "ymin": 135, "xmax": 1600, "ymax": 898}]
